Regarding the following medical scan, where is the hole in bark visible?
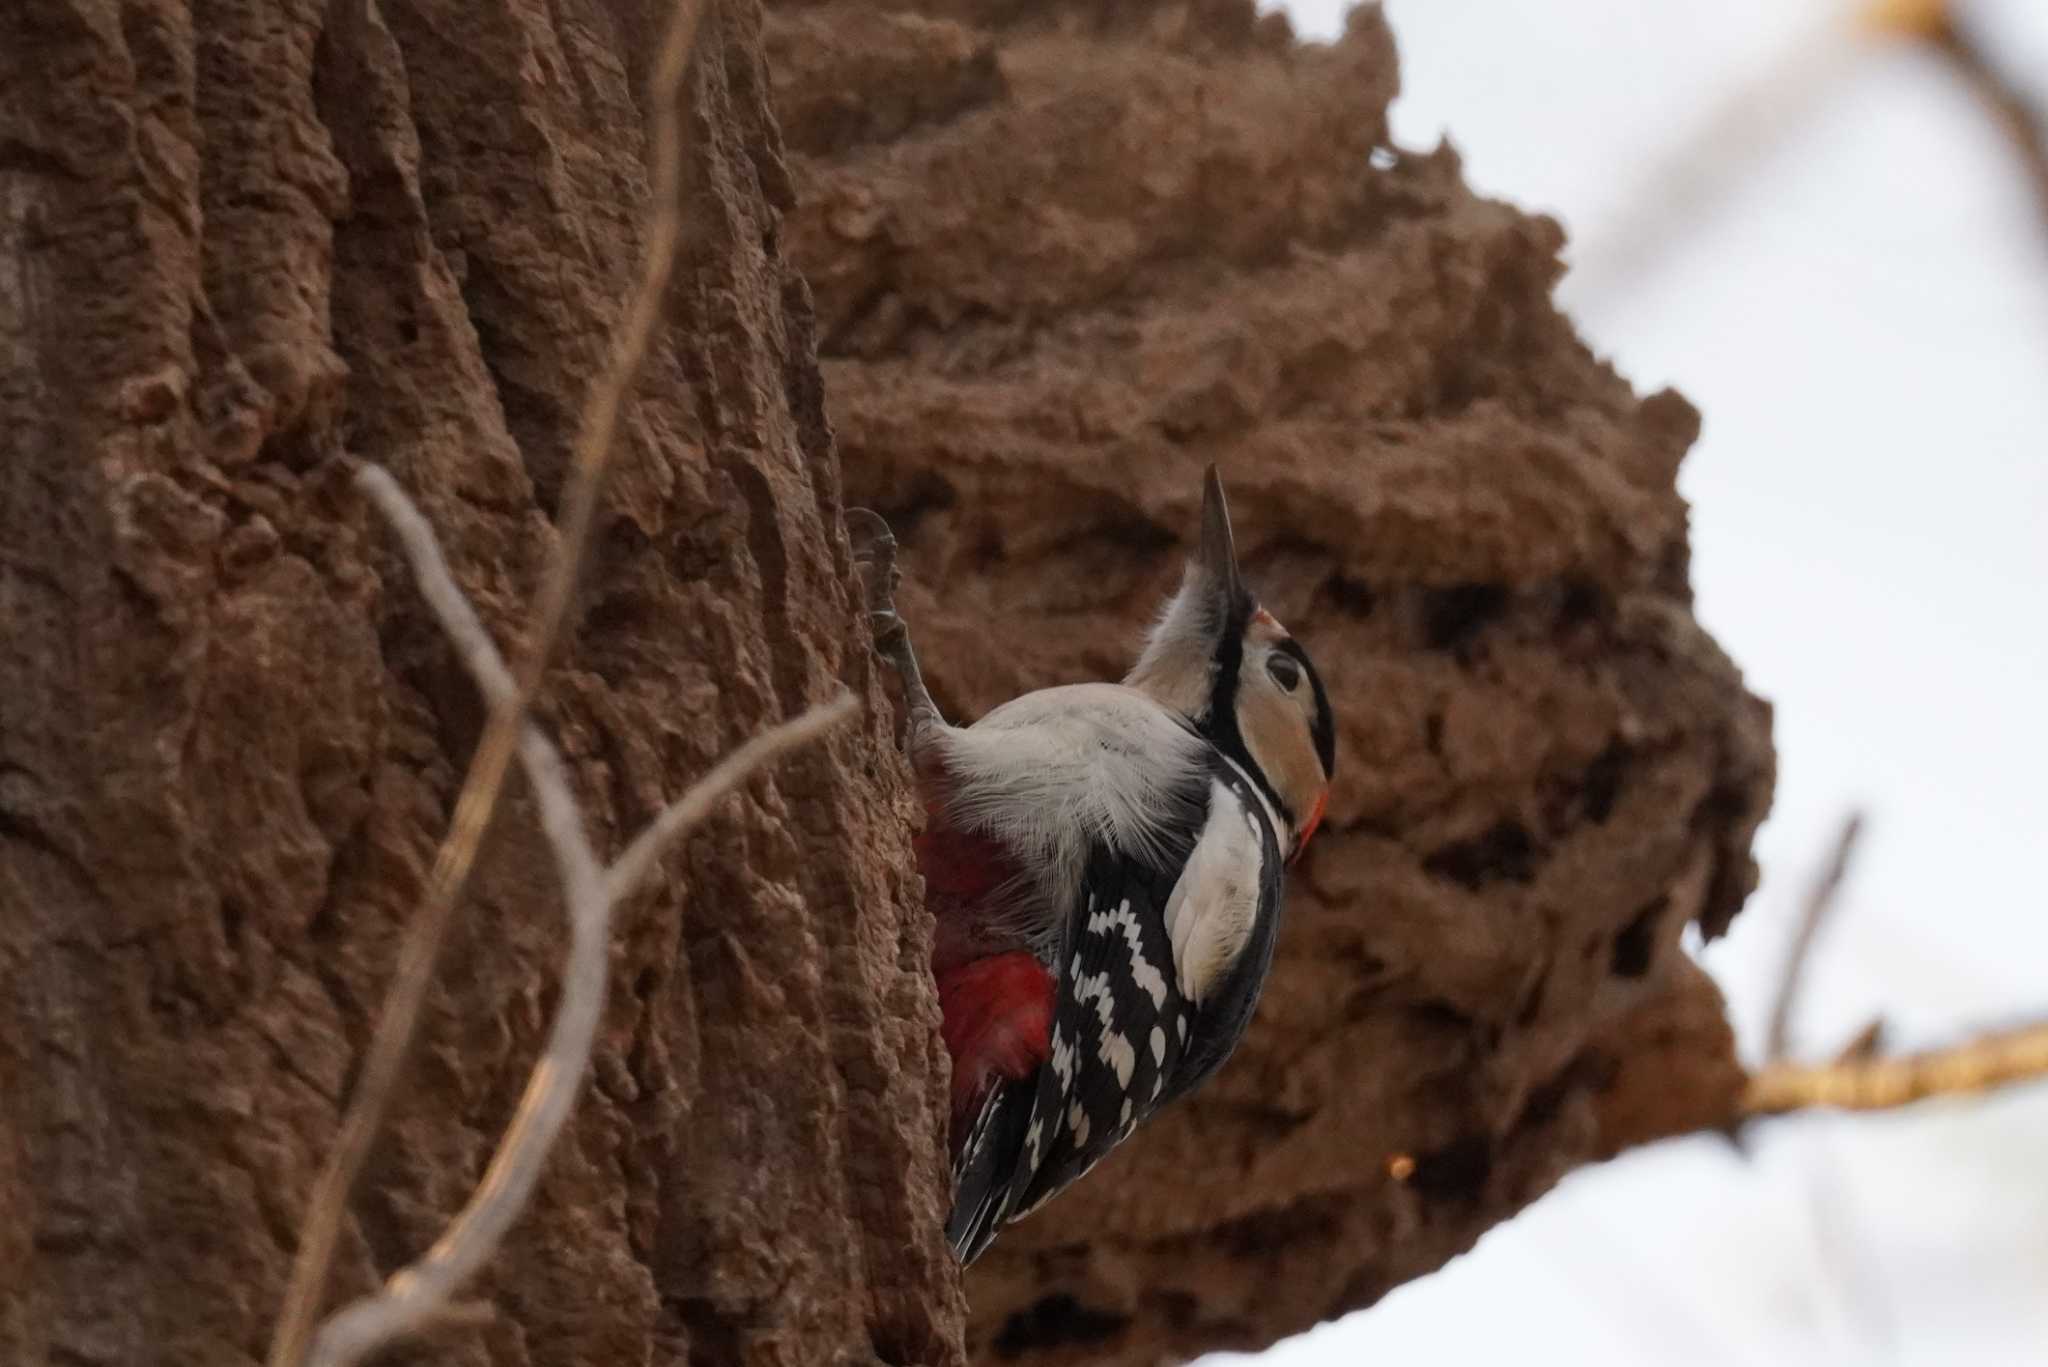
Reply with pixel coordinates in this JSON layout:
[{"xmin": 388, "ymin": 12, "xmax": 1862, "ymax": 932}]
[
  {"xmin": 1611, "ymin": 897, "xmax": 1668, "ymax": 979},
  {"xmin": 1691, "ymin": 783, "xmax": 1751, "ymax": 833},
  {"xmin": 1422, "ymin": 582, "xmax": 1507, "ymax": 651},
  {"xmin": 1152, "ymin": 1289, "xmax": 1201, "ymax": 1330},
  {"xmin": 1423, "ymin": 711, "xmax": 1444, "ymax": 757},
  {"xmin": 1422, "ymin": 819, "xmax": 1538, "ymax": 889},
  {"xmin": 675, "ymin": 1297, "xmax": 741, "ymax": 1367},
  {"xmin": 220, "ymin": 893, "xmax": 247, "ymax": 953},
  {"xmin": 1556, "ymin": 578, "xmax": 1608, "ymax": 629},
  {"xmin": 1409, "ymin": 1134, "xmax": 1493, "ymax": 1202},
  {"xmin": 1515, "ymin": 1051, "xmax": 1608, "ymax": 1130},
  {"xmin": 994, "ymin": 1294, "xmax": 1128, "ymax": 1357},
  {"xmin": 1214, "ymin": 1196, "xmax": 1341, "ymax": 1257},
  {"xmin": 1407, "ymin": 999, "xmax": 1474, "ymax": 1035},
  {"xmin": 858, "ymin": 469, "xmax": 957, "ymax": 541},
  {"xmin": 1580, "ymin": 740, "xmax": 1630, "ymax": 824},
  {"xmin": 870, "ymin": 1322, "xmax": 923, "ymax": 1367},
  {"xmin": 1318, "ymin": 570, "xmax": 1376, "ymax": 617}
]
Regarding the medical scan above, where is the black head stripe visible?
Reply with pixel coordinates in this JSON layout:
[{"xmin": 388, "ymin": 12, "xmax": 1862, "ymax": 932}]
[
  {"xmin": 1202, "ymin": 598, "xmax": 1295, "ymax": 825},
  {"xmin": 1204, "ymin": 590, "xmax": 1251, "ymax": 732},
  {"xmin": 1273, "ymin": 637, "xmax": 1336, "ymax": 779}
]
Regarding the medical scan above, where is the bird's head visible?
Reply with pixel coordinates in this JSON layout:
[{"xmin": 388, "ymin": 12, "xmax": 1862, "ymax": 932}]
[{"xmin": 1124, "ymin": 466, "xmax": 1335, "ymax": 861}]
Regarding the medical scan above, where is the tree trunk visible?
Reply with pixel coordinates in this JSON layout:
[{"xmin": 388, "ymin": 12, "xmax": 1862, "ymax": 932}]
[
  {"xmin": 0, "ymin": 2, "xmax": 1774, "ymax": 1367},
  {"xmin": 766, "ymin": 2, "xmax": 1773, "ymax": 1362},
  {"xmin": 1, "ymin": 1, "xmax": 958, "ymax": 1364}
]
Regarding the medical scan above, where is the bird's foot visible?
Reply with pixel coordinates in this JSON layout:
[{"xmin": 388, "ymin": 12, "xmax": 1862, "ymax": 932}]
[{"xmin": 846, "ymin": 507, "xmax": 919, "ymax": 672}]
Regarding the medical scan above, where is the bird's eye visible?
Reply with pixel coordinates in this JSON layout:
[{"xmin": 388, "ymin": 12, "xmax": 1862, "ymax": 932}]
[{"xmin": 1266, "ymin": 653, "xmax": 1302, "ymax": 692}]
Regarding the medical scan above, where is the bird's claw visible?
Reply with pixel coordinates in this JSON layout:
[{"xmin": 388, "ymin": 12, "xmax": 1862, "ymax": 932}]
[{"xmin": 846, "ymin": 506, "xmax": 904, "ymax": 633}]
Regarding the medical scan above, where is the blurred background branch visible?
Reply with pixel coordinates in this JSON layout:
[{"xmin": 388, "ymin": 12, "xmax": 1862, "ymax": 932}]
[
  {"xmin": 1765, "ymin": 811, "xmax": 1866, "ymax": 1064},
  {"xmin": 1740, "ymin": 808, "xmax": 2048, "ymax": 1122},
  {"xmin": 1882, "ymin": 0, "xmax": 2048, "ymax": 235},
  {"xmin": 1746, "ymin": 1019, "xmax": 2048, "ymax": 1115},
  {"xmin": 1568, "ymin": 0, "xmax": 2048, "ymax": 310}
]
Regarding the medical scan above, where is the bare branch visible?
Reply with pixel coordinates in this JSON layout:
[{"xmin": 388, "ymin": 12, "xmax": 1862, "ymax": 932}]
[
  {"xmin": 1764, "ymin": 811, "xmax": 1865, "ymax": 1063},
  {"xmin": 1572, "ymin": 0, "xmax": 2048, "ymax": 312},
  {"xmin": 1923, "ymin": 7, "xmax": 2048, "ymax": 243},
  {"xmin": 303, "ymin": 466, "xmax": 854, "ymax": 1367},
  {"xmin": 1564, "ymin": 16, "xmax": 1857, "ymax": 314},
  {"xmin": 607, "ymin": 697, "xmax": 857, "ymax": 901},
  {"xmin": 1745, "ymin": 1020, "xmax": 2048, "ymax": 1116},
  {"xmin": 267, "ymin": 4, "xmax": 710, "ymax": 1362}
]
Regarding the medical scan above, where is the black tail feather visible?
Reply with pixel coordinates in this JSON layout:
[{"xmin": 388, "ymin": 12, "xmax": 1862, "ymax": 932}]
[{"xmin": 946, "ymin": 1078, "xmax": 1035, "ymax": 1264}]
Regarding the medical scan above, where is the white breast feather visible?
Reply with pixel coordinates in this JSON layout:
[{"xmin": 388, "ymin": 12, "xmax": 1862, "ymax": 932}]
[
  {"xmin": 933, "ymin": 683, "xmax": 1209, "ymax": 951},
  {"xmin": 1161, "ymin": 777, "xmax": 1270, "ymax": 1003}
]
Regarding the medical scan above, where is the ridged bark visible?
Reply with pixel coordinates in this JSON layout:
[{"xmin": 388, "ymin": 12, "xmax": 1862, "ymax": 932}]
[{"xmin": 0, "ymin": 2, "xmax": 957, "ymax": 1363}]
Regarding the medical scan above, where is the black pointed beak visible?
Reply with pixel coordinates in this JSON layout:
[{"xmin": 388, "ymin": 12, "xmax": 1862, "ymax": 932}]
[{"xmin": 1200, "ymin": 465, "xmax": 1254, "ymax": 622}]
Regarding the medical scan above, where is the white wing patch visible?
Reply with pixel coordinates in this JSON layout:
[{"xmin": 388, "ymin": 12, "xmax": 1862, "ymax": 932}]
[
  {"xmin": 1071, "ymin": 966, "xmax": 1137, "ymax": 1087},
  {"xmin": 1049, "ymin": 1024, "xmax": 1075, "ymax": 1086},
  {"xmin": 1161, "ymin": 778, "xmax": 1271, "ymax": 1002},
  {"xmin": 1101, "ymin": 1030, "xmax": 1134, "ymax": 1087},
  {"xmin": 1088, "ymin": 897, "xmax": 1169, "ymax": 1009}
]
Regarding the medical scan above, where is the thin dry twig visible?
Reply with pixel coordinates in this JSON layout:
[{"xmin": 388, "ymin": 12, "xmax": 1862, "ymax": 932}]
[
  {"xmin": 1919, "ymin": 6, "xmax": 2048, "ymax": 240},
  {"xmin": 267, "ymin": 4, "xmax": 710, "ymax": 1364},
  {"xmin": 302, "ymin": 466, "xmax": 854, "ymax": 1367},
  {"xmin": 1745, "ymin": 1020, "xmax": 2048, "ymax": 1116},
  {"xmin": 1572, "ymin": 0, "xmax": 2048, "ymax": 311},
  {"xmin": 1764, "ymin": 811, "xmax": 1866, "ymax": 1064},
  {"xmin": 1565, "ymin": 14, "xmax": 1860, "ymax": 314},
  {"xmin": 606, "ymin": 703, "xmax": 857, "ymax": 901}
]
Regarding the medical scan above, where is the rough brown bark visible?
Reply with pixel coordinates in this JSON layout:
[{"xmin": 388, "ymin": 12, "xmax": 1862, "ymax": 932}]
[
  {"xmin": 765, "ymin": 2, "xmax": 1772, "ymax": 1362},
  {"xmin": 0, "ymin": 2, "xmax": 959, "ymax": 1364},
  {"xmin": 1, "ymin": 2, "xmax": 1774, "ymax": 1366}
]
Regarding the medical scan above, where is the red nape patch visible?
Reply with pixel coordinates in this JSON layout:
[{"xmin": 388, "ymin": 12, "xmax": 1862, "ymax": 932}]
[{"xmin": 937, "ymin": 952, "xmax": 1053, "ymax": 1137}]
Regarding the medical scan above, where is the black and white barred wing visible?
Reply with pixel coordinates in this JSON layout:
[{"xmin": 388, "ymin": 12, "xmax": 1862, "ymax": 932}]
[
  {"xmin": 946, "ymin": 769, "xmax": 1282, "ymax": 1264},
  {"xmin": 944, "ymin": 840, "xmax": 1189, "ymax": 1263},
  {"xmin": 1004, "ymin": 843, "xmax": 1194, "ymax": 1220}
]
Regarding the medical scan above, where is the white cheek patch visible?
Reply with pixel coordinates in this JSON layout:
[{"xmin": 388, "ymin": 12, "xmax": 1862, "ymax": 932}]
[{"xmin": 1160, "ymin": 778, "xmax": 1269, "ymax": 1002}]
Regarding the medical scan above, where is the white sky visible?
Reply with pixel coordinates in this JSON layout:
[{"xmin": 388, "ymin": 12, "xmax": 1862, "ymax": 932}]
[{"xmin": 1224, "ymin": 2, "xmax": 2048, "ymax": 1363}]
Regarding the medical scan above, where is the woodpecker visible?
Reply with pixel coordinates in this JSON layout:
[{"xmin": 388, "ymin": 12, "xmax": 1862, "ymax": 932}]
[{"xmin": 848, "ymin": 467, "xmax": 1335, "ymax": 1264}]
